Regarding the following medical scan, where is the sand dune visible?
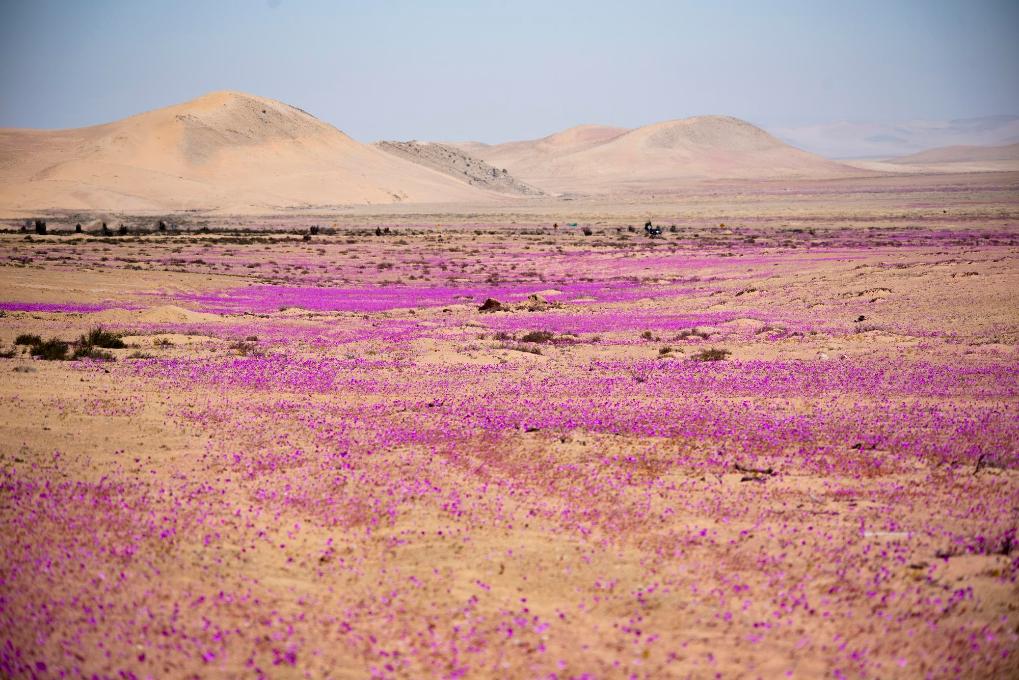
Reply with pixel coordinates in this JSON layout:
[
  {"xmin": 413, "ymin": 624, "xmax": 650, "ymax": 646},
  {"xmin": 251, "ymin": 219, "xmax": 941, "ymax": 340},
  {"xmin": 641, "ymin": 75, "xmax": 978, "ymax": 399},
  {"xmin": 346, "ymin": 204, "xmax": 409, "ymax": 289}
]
[
  {"xmin": 458, "ymin": 124, "xmax": 628, "ymax": 169},
  {"xmin": 0, "ymin": 91, "xmax": 497, "ymax": 215},
  {"xmin": 453, "ymin": 116, "xmax": 859, "ymax": 194}
]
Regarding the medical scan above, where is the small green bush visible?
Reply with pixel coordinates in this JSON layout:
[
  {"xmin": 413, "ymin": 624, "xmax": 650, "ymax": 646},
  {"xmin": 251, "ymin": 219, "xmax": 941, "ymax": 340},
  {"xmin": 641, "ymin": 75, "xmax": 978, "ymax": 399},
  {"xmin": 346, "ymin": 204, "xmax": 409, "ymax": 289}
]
[
  {"xmin": 691, "ymin": 347, "xmax": 731, "ymax": 362},
  {"xmin": 520, "ymin": 330, "xmax": 556, "ymax": 344},
  {"xmin": 14, "ymin": 334, "xmax": 42, "ymax": 346},
  {"xmin": 73, "ymin": 346, "xmax": 115, "ymax": 361},
  {"xmin": 675, "ymin": 328, "xmax": 711, "ymax": 340},
  {"xmin": 82, "ymin": 327, "xmax": 125, "ymax": 349},
  {"xmin": 30, "ymin": 339, "xmax": 69, "ymax": 360}
]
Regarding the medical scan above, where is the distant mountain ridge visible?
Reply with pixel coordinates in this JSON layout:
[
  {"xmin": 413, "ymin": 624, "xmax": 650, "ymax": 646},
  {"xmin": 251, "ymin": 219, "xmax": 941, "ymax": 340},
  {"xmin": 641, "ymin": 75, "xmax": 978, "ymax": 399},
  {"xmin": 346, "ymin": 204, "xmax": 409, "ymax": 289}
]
[
  {"xmin": 772, "ymin": 115, "xmax": 1019, "ymax": 159},
  {"xmin": 889, "ymin": 142, "xmax": 1019, "ymax": 164}
]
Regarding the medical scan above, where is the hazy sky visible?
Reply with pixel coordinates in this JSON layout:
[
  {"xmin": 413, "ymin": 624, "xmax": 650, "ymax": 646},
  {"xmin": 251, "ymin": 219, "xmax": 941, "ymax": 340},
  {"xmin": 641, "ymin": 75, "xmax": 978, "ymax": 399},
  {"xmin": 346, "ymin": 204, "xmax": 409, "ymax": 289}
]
[{"xmin": 1, "ymin": 0, "xmax": 1017, "ymax": 142}]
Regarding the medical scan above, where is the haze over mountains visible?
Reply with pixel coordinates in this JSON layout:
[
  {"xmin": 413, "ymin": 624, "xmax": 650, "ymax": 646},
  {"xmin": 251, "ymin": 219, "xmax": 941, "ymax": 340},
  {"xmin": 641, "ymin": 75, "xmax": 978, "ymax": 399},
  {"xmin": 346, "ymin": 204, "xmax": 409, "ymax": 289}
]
[
  {"xmin": 773, "ymin": 115, "xmax": 1019, "ymax": 159},
  {"xmin": 841, "ymin": 140, "xmax": 1019, "ymax": 175},
  {"xmin": 890, "ymin": 142, "xmax": 1019, "ymax": 165}
]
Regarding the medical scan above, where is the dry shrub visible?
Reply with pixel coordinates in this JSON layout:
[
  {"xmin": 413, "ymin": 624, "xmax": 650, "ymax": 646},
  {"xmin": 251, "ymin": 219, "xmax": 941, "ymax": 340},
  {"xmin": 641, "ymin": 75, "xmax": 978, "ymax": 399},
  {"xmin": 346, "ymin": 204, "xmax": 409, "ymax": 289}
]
[{"xmin": 690, "ymin": 347, "xmax": 731, "ymax": 362}]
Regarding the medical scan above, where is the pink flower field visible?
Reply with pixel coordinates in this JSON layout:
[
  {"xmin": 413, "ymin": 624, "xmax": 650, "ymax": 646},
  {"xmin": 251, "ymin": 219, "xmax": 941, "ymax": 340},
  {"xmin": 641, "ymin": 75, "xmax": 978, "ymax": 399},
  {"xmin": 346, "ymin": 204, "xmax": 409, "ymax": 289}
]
[{"xmin": 1, "ymin": 199, "xmax": 1018, "ymax": 678}]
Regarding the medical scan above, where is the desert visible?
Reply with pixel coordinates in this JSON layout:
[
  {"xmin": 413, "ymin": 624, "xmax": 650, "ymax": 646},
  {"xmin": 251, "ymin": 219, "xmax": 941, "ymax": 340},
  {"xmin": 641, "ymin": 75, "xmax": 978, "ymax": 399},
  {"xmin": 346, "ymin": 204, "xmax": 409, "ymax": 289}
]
[
  {"xmin": 2, "ymin": 2, "xmax": 1018, "ymax": 679},
  {"xmin": 2, "ymin": 162, "xmax": 1018, "ymax": 678}
]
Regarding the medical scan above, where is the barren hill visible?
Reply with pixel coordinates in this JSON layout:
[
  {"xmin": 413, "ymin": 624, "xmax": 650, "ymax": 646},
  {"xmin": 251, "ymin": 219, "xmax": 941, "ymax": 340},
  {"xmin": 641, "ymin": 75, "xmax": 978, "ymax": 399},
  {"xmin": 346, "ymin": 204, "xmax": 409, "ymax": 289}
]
[
  {"xmin": 0, "ymin": 91, "xmax": 497, "ymax": 215},
  {"xmin": 375, "ymin": 141, "xmax": 543, "ymax": 195},
  {"xmin": 459, "ymin": 124, "xmax": 628, "ymax": 169},
  {"xmin": 454, "ymin": 116, "xmax": 859, "ymax": 194}
]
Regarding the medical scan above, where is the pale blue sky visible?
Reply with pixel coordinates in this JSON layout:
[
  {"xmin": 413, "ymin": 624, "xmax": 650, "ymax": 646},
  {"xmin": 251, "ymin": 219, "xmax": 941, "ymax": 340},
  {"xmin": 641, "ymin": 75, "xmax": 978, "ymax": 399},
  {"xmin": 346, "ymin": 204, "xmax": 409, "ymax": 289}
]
[{"xmin": 1, "ymin": 0, "xmax": 1016, "ymax": 143}]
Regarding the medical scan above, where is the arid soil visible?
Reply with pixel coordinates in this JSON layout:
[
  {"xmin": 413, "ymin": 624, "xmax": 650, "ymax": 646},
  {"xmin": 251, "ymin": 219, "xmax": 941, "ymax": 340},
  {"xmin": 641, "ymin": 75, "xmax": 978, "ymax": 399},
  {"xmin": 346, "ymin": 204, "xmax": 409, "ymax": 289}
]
[{"xmin": 1, "ymin": 176, "xmax": 1018, "ymax": 679}]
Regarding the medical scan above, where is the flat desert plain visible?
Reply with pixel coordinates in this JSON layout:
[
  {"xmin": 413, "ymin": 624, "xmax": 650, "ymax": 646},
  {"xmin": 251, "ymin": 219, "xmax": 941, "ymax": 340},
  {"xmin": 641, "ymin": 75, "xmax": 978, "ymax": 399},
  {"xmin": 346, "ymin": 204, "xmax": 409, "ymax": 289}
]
[{"xmin": 1, "ymin": 173, "xmax": 1018, "ymax": 679}]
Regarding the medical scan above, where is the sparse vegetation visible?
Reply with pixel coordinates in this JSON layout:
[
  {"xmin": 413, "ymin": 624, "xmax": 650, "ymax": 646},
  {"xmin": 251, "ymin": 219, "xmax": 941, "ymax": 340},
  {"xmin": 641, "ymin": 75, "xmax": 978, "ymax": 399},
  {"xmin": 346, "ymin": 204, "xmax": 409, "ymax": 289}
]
[
  {"xmin": 73, "ymin": 346, "xmax": 116, "ymax": 361},
  {"xmin": 519, "ymin": 330, "xmax": 555, "ymax": 344},
  {"xmin": 11, "ymin": 327, "xmax": 127, "ymax": 361},
  {"xmin": 230, "ymin": 341, "xmax": 259, "ymax": 356},
  {"xmin": 62, "ymin": 327, "xmax": 126, "ymax": 361},
  {"xmin": 81, "ymin": 327, "xmax": 126, "ymax": 349},
  {"xmin": 30, "ymin": 338, "xmax": 70, "ymax": 360},
  {"xmin": 675, "ymin": 328, "xmax": 711, "ymax": 340},
  {"xmin": 690, "ymin": 347, "xmax": 731, "ymax": 361},
  {"xmin": 498, "ymin": 342, "xmax": 542, "ymax": 355}
]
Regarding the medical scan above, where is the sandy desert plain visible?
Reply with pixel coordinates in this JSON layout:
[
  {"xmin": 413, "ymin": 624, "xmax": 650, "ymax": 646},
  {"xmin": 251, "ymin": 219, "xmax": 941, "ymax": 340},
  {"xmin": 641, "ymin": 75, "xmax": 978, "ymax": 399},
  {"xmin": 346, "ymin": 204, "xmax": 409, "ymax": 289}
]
[{"xmin": 1, "ymin": 96, "xmax": 1019, "ymax": 680}]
